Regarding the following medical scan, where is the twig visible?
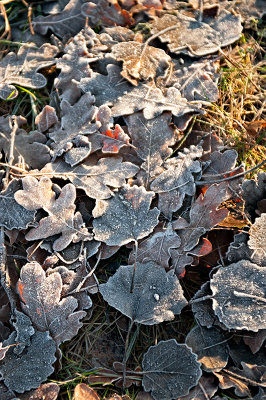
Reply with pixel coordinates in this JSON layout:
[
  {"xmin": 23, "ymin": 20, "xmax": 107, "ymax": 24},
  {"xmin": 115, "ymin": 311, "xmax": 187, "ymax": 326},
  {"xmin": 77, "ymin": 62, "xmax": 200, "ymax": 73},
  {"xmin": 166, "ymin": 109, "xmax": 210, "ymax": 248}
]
[
  {"xmin": 195, "ymin": 159, "xmax": 266, "ymax": 185},
  {"xmin": 0, "ymin": 227, "xmax": 17, "ymax": 314},
  {"xmin": 3, "ymin": 116, "xmax": 18, "ymax": 187}
]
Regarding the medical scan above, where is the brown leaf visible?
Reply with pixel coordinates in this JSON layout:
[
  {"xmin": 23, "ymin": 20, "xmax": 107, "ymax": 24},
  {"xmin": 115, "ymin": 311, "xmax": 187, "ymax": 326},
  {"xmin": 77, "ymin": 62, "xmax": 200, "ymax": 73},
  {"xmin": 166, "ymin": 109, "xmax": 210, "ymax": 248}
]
[
  {"xmin": 35, "ymin": 105, "xmax": 58, "ymax": 133},
  {"xmin": 81, "ymin": 0, "xmax": 134, "ymax": 28},
  {"xmin": 73, "ymin": 383, "xmax": 100, "ymax": 400},
  {"xmin": 110, "ymin": 41, "xmax": 171, "ymax": 85},
  {"xmin": 19, "ymin": 383, "xmax": 60, "ymax": 400},
  {"xmin": 244, "ymin": 120, "xmax": 266, "ymax": 137}
]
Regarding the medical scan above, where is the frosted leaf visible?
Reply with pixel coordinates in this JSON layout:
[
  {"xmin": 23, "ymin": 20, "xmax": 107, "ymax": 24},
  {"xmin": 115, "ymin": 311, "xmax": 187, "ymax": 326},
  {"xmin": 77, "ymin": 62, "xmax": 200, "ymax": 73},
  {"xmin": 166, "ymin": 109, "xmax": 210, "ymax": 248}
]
[
  {"xmin": 78, "ymin": 64, "xmax": 202, "ymax": 119},
  {"xmin": 35, "ymin": 105, "xmax": 58, "ymax": 132},
  {"xmin": 0, "ymin": 116, "xmax": 51, "ymax": 169},
  {"xmin": 17, "ymin": 262, "xmax": 86, "ymax": 345},
  {"xmin": 248, "ymin": 214, "xmax": 266, "ymax": 262},
  {"xmin": 142, "ymin": 339, "xmax": 202, "ymax": 400},
  {"xmin": 0, "ymin": 44, "xmax": 57, "ymax": 100},
  {"xmin": 151, "ymin": 10, "xmax": 242, "ymax": 57},
  {"xmin": 0, "ymin": 315, "xmax": 56, "ymax": 394},
  {"xmin": 0, "ymin": 179, "xmax": 36, "ymax": 230},
  {"xmin": 210, "ymin": 260, "xmax": 266, "ymax": 331},
  {"xmin": 40, "ymin": 157, "xmax": 139, "ymax": 200},
  {"xmin": 125, "ymin": 112, "xmax": 175, "ymax": 182},
  {"xmin": 32, "ymin": 0, "xmax": 86, "ymax": 38},
  {"xmin": 110, "ymin": 41, "xmax": 171, "ymax": 85},
  {"xmin": 93, "ymin": 184, "xmax": 160, "ymax": 246},
  {"xmin": 150, "ymin": 145, "xmax": 202, "ymax": 218},
  {"xmin": 15, "ymin": 177, "xmax": 91, "ymax": 251},
  {"xmin": 100, "ymin": 262, "xmax": 187, "ymax": 324},
  {"xmin": 128, "ymin": 224, "xmax": 181, "ymax": 269},
  {"xmin": 81, "ymin": 0, "xmax": 134, "ymax": 28}
]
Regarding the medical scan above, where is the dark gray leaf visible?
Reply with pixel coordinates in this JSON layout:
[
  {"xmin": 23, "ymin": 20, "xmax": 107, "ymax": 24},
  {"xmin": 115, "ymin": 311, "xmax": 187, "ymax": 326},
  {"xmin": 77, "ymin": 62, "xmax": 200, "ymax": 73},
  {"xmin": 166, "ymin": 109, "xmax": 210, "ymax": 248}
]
[
  {"xmin": 128, "ymin": 224, "xmax": 181, "ymax": 269},
  {"xmin": 93, "ymin": 184, "xmax": 160, "ymax": 246},
  {"xmin": 191, "ymin": 282, "xmax": 224, "ymax": 329},
  {"xmin": 125, "ymin": 112, "xmax": 175, "ymax": 182},
  {"xmin": 100, "ymin": 262, "xmax": 187, "ymax": 325},
  {"xmin": 210, "ymin": 260, "xmax": 266, "ymax": 331},
  {"xmin": 0, "ymin": 116, "xmax": 51, "ymax": 169},
  {"xmin": 32, "ymin": 0, "xmax": 86, "ymax": 38},
  {"xmin": 142, "ymin": 339, "xmax": 202, "ymax": 400},
  {"xmin": 242, "ymin": 171, "xmax": 266, "ymax": 218},
  {"xmin": 0, "ymin": 330, "xmax": 56, "ymax": 393},
  {"xmin": 186, "ymin": 326, "xmax": 229, "ymax": 372},
  {"xmin": 17, "ymin": 262, "xmax": 86, "ymax": 345},
  {"xmin": 171, "ymin": 182, "xmax": 230, "ymax": 276},
  {"xmin": 0, "ymin": 44, "xmax": 57, "ymax": 100},
  {"xmin": 176, "ymin": 375, "xmax": 218, "ymax": 400},
  {"xmin": 0, "ymin": 179, "xmax": 36, "ymax": 230}
]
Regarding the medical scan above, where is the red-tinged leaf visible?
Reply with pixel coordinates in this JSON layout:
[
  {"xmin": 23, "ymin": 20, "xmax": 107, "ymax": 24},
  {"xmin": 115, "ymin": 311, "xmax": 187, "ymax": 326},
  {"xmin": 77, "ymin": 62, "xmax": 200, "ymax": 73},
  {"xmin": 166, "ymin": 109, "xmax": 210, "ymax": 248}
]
[{"xmin": 101, "ymin": 124, "xmax": 131, "ymax": 153}]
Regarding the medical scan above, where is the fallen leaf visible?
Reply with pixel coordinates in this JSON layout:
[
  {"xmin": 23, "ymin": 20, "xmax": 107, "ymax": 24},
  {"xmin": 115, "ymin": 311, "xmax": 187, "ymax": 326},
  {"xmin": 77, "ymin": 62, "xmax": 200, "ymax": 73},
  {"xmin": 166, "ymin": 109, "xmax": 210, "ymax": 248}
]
[
  {"xmin": 100, "ymin": 262, "xmax": 187, "ymax": 324},
  {"xmin": 93, "ymin": 184, "xmax": 159, "ymax": 246},
  {"xmin": 73, "ymin": 383, "xmax": 100, "ymax": 400}
]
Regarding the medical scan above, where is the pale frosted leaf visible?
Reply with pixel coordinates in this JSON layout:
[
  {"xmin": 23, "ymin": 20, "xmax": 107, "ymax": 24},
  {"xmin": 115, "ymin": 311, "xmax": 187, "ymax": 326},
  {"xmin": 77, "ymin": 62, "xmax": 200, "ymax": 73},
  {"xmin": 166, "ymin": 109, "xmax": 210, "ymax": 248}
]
[
  {"xmin": 142, "ymin": 339, "xmax": 202, "ymax": 400},
  {"xmin": 15, "ymin": 177, "xmax": 92, "ymax": 251},
  {"xmin": 93, "ymin": 184, "xmax": 159, "ymax": 246},
  {"xmin": 17, "ymin": 262, "xmax": 86, "ymax": 345},
  {"xmin": 110, "ymin": 41, "xmax": 171, "ymax": 85},
  {"xmin": 0, "ymin": 179, "xmax": 36, "ymax": 230},
  {"xmin": 186, "ymin": 326, "xmax": 229, "ymax": 372},
  {"xmin": 128, "ymin": 224, "xmax": 181, "ymax": 269},
  {"xmin": 100, "ymin": 262, "xmax": 187, "ymax": 324},
  {"xmin": 78, "ymin": 64, "xmax": 202, "ymax": 119},
  {"xmin": 55, "ymin": 27, "xmax": 102, "ymax": 103},
  {"xmin": 248, "ymin": 214, "xmax": 266, "ymax": 262},
  {"xmin": 150, "ymin": 145, "xmax": 202, "ymax": 217},
  {"xmin": 210, "ymin": 260, "xmax": 266, "ymax": 331},
  {"xmin": 40, "ymin": 157, "xmax": 139, "ymax": 200},
  {"xmin": 125, "ymin": 112, "xmax": 175, "ymax": 181},
  {"xmin": 151, "ymin": 10, "xmax": 242, "ymax": 57},
  {"xmin": 170, "ymin": 57, "xmax": 219, "ymax": 102},
  {"xmin": 0, "ymin": 44, "xmax": 57, "ymax": 100},
  {"xmin": 32, "ymin": 0, "xmax": 86, "ymax": 38}
]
